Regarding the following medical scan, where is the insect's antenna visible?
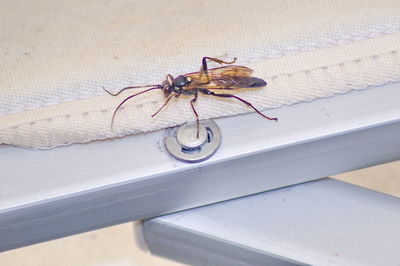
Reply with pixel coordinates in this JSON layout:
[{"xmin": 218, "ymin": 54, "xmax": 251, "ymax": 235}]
[
  {"xmin": 103, "ymin": 84, "xmax": 161, "ymax": 96},
  {"xmin": 151, "ymin": 95, "xmax": 174, "ymax": 117},
  {"xmin": 110, "ymin": 87, "xmax": 161, "ymax": 130}
]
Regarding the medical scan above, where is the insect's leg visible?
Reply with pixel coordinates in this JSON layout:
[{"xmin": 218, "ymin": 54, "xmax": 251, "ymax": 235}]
[
  {"xmin": 201, "ymin": 89, "xmax": 278, "ymax": 121},
  {"xmin": 189, "ymin": 92, "xmax": 200, "ymax": 138},
  {"xmin": 199, "ymin": 57, "xmax": 237, "ymax": 83},
  {"xmin": 202, "ymin": 57, "xmax": 237, "ymax": 71},
  {"xmin": 151, "ymin": 95, "xmax": 174, "ymax": 117}
]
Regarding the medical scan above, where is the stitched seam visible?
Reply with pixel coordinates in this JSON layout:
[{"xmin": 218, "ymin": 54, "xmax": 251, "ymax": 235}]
[
  {"xmin": 250, "ymin": 25, "xmax": 400, "ymax": 61},
  {"xmin": 268, "ymin": 50, "xmax": 399, "ymax": 78},
  {"xmin": 2, "ymin": 26, "xmax": 400, "ymax": 116},
  {"xmin": 1, "ymin": 49, "xmax": 399, "ymax": 131}
]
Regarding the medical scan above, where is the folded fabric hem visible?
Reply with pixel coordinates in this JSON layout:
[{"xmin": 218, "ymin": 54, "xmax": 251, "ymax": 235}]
[{"xmin": 1, "ymin": 32, "xmax": 400, "ymax": 148}]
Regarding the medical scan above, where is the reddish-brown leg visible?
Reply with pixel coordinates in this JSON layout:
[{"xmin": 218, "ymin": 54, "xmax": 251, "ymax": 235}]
[
  {"xmin": 201, "ymin": 89, "xmax": 278, "ymax": 121},
  {"xmin": 199, "ymin": 57, "xmax": 237, "ymax": 84},
  {"xmin": 151, "ymin": 95, "xmax": 174, "ymax": 117},
  {"xmin": 190, "ymin": 93, "xmax": 200, "ymax": 138}
]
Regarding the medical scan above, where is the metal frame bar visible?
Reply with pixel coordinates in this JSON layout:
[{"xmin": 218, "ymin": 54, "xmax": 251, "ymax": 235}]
[
  {"xmin": 1, "ymin": 82, "xmax": 400, "ymax": 251},
  {"xmin": 144, "ymin": 178, "xmax": 400, "ymax": 266}
]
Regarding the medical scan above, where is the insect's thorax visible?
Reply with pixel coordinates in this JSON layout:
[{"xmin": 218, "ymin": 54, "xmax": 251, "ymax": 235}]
[
  {"xmin": 172, "ymin": 86, "xmax": 195, "ymax": 95},
  {"xmin": 162, "ymin": 75, "xmax": 195, "ymax": 96}
]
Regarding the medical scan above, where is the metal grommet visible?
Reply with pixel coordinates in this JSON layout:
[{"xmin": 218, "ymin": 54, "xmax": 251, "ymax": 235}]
[{"xmin": 164, "ymin": 119, "xmax": 221, "ymax": 163}]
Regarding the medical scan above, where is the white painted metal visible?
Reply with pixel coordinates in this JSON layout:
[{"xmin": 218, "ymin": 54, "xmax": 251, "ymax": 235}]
[
  {"xmin": 1, "ymin": 82, "xmax": 400, "ymax": 251},
  {"xmin": 144, "ymin": 178, "xmax": 400, "ymax": 266}
]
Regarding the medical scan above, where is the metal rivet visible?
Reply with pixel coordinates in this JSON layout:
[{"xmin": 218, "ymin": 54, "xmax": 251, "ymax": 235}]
[
  {"xmin": 164, "ymin": 119, "xmax": 221, "ymax": 163},
  {"xmin": 176, "ymin": 123, "xmax": 208, "ymax": 149}
]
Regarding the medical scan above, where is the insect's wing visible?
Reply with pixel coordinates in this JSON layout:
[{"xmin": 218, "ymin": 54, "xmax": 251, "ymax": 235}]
[
  {"xmin": 209, "ymin": 65, "xmax": 254, "ymax": 77},
  {"xmin": 184, "ymin": 65, "xmax": 253, "ymax": 80},
  {"xmin": 185, "ymin": 65, "xmax": 266, "ymax": 89},
  {"xmin": 227, "ymin": 76, "xmax": 267, "ymax": 88}
]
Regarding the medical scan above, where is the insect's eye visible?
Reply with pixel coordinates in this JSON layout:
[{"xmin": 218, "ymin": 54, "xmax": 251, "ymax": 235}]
[
  {"xmin": 173, "ymin": 75, "xmax": 190, "ymax": 87},
  {"xmin": 163, "ymin": 86, "xmax": 172, "ymax": 96}
]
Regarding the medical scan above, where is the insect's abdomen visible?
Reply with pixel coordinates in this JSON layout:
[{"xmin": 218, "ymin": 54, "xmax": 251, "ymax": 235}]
[{"xmin": 232, "ymin": 76, "xmax": 267, "ymax": 88}]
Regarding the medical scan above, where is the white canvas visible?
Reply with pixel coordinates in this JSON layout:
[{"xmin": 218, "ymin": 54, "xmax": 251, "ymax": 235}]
[{"xmin": 1, "ymin": 0, "xmax": 400, "ymax": 148}]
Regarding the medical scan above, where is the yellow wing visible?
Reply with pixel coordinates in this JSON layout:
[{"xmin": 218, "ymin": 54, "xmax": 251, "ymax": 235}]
[
  {"xmin": 184, "ymin": 65, "xmax": 266, "ymax": 89},
  {"xmin": 185, "ymin": 65, "xmax": 253, "ymax": 79}
]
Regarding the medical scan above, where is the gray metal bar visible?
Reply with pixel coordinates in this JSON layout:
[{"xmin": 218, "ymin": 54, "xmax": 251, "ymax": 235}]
[
  {"xmin": 1, "ymin": 82, "xmax": 400, "ymax": 251},
  {"xmin": 144, "ymin": 178, "xmax": 400, "ymax": 266}
]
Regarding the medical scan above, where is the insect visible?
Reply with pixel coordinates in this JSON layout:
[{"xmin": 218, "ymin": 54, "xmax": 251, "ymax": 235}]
[{"xmin": 105, "ymin": 57, "xmax": 277, "ymax": 137}]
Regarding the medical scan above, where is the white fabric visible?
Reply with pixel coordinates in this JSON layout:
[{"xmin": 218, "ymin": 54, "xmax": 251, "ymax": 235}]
[{"xmin": 1, "ymin": 0, "xmax": 400, "ymax": 148}]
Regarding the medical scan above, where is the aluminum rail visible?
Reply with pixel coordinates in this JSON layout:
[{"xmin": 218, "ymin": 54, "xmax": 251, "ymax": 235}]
[
  {"xmin": 144, "ymin": 178, "xmax": 400, "ymax": 266},
  {"xmin": 1, "ymin": 82, "xmax": 400, "ymax": 251}
]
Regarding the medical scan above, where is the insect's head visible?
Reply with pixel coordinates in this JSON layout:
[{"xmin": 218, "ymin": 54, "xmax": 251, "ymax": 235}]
[
  {"xmin": 161, "ymin": 77, "xmax": 173, "ymax": 96},
  {"xmin": 172, "ymin": 75, "xmax": 192, "ymax": 88}
]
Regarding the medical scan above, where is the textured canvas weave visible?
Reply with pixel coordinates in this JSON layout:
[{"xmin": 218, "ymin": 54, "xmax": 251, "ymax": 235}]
[{"xmin": 1, "ymin": 0, "xmax": 400, "ymax": 148}]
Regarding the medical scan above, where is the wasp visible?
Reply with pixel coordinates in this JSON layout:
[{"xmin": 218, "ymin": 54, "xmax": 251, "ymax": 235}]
[{"xmin": 105, "ymin": 57, "xmax": 277, "ymax": 137}]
